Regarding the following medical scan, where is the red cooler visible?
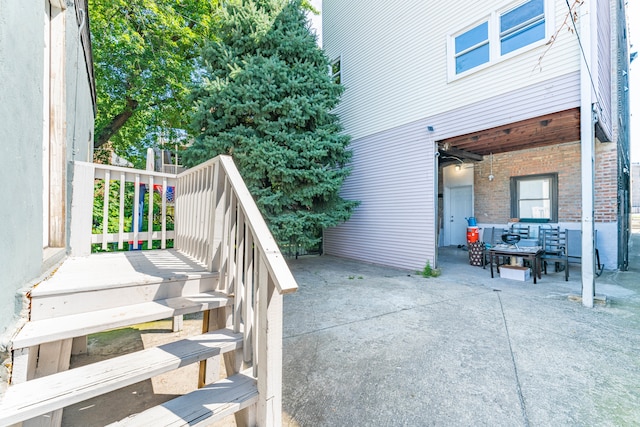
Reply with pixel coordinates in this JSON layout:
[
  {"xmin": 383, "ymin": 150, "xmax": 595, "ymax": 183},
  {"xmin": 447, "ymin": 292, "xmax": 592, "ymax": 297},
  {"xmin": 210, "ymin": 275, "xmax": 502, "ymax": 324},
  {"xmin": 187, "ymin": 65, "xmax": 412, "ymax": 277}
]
[{"xmin": 467, "ymin": 226, "xmax": 479, "ymax": 244}]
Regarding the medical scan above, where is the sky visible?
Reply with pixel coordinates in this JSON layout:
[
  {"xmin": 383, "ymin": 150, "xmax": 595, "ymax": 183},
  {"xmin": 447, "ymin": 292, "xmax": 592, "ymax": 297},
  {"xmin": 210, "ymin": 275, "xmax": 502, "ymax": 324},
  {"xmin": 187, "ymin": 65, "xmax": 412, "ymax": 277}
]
[
  {"xmin": 307, "ymin": 1, "xmax": 637, "ymax": 161},
  {"xmin": 307, "ymin": 0, "xmax": 323, "ymax": 46}
]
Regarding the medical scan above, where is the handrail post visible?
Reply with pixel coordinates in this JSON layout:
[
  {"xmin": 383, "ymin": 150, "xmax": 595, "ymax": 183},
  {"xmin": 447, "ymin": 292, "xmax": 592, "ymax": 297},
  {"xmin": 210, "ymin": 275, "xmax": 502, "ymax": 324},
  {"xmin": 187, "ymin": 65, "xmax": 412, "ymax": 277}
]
[
  {"xmin": 69, "ymin": 162, "xmax": 96, "ymax": 256},
  {"xmin": 256, "ymin": 256, "xmax": 283, "ymax": 427}
]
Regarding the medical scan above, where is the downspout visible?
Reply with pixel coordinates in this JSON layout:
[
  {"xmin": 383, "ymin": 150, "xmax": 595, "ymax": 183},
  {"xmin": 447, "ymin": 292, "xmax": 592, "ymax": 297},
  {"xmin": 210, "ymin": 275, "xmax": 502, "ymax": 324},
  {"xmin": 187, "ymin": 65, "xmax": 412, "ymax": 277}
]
[
  {"xmin": 431, "ymin": 128, "xmax": 439, "ymax": 268},
  {"xmin": 580, "ymin": 0, "xmax": 596, "ymax": 307}
]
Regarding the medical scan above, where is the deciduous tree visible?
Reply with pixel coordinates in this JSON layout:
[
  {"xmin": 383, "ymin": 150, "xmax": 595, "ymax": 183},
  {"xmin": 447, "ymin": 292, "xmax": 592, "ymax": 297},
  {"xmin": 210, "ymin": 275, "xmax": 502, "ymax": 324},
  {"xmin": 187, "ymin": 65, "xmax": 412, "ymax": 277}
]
[{"xmin": 90, "ymin": 0, "xmax": 218, "ymax": 157}]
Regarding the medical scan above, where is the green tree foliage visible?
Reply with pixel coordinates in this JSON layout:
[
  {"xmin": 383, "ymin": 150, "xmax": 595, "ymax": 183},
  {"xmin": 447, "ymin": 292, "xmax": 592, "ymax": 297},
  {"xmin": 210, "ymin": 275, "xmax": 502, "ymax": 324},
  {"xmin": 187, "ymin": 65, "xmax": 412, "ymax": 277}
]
[
  {"xmin": 184, "ymin": 0, "xmax": 358, "ymax": 250},
  {"xmin": 89, "ymin": 0, "xmax": 218, "ymax": 159}
]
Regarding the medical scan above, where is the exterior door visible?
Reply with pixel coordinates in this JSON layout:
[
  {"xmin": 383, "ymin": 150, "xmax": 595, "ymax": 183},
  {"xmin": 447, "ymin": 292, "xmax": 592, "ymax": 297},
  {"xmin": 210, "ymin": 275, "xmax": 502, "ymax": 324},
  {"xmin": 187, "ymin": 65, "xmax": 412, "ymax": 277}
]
[{"xmin": 449, "ymin": 185, "xmax": 473, "ymax": 246}]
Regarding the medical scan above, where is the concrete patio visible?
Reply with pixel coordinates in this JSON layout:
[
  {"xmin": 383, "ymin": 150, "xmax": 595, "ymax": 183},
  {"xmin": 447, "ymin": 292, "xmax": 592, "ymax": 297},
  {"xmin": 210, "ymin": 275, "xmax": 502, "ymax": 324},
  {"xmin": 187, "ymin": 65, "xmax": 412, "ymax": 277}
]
[{"xmin": 282, "ymin": 235, "xmax": 640, "ymax": 426}]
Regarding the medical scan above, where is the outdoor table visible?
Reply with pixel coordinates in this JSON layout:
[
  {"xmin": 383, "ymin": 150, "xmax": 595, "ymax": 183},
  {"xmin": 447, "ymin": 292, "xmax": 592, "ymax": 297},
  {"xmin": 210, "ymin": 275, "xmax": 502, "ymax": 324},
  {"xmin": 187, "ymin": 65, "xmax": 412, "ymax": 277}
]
[{"xmin": 489, "ymin": 245, "xmax": 543, "ymax": 284}]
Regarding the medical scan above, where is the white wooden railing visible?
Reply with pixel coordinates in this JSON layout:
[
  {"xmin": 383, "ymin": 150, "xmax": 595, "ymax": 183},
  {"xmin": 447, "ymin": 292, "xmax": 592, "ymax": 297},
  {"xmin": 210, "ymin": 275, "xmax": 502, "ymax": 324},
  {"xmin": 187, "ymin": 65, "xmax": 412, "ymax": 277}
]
[
  {"xmin": 70, "ymin": 161, "xmax": 178, "ymax": 255},
  {"xmin": 69, "ymin": 155, "xmax": 298, "ymax": 425},
  {"xmin": 175, "ymin": 156, "xmax": 298, "ymax": 424}
]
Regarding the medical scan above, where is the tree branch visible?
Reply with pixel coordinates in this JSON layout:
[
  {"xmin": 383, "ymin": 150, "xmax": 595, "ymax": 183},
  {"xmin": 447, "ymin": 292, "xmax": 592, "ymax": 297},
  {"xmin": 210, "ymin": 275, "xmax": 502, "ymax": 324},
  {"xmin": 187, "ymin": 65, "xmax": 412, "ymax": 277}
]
[{"xmin": 94, "ymin": 97, "xmax": 140, "ymax": 148}]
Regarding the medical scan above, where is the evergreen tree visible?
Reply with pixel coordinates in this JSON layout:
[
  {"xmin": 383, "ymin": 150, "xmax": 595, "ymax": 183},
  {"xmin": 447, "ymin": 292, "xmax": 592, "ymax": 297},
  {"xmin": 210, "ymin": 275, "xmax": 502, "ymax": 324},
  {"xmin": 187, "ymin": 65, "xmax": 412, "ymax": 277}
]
[{"xmin": 184, "ymin": 0, "xmax": 358, "ymax": 250}]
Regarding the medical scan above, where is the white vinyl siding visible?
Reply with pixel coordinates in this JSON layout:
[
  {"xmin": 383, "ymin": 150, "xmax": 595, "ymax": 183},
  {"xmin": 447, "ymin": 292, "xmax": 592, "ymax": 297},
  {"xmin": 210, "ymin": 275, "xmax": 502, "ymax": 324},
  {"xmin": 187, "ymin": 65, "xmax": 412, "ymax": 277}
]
[
  {"xmin": 323, "ymin": 0, "xmax": 580, "ymax": 142},
  {"xmin": 595, "ymin": 0, "xmax": 613, "ymax": 140},
  {"xmin": 424, "ymin": 72, "xmax": 580, "ymax": 141},
  {"xmin": 324, "ymin": 123, "xmax": 436, "ymax": 271},
  {"xmin": 450, "ymin": 0, "xmax": 549, "ymax": 79},
  {"xmin": 323, "ymin": 72, "xmax": 579, "ymax": 270}
]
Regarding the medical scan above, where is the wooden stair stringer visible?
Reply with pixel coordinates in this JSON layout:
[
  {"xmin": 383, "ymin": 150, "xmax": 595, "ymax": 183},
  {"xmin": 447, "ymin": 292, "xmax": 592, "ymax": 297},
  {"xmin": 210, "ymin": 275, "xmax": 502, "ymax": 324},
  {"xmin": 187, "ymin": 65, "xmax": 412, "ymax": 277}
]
[
  {"xmin": 13, "ymin": 291, "xmax": 232, "ymax": 349},
  {"xmin": 0, "ymin": 329, "xmax": 243, "ymax": 426},
  {"xmin": 107, "ymin": 372, "xmax": 258, "ymax": 427}
]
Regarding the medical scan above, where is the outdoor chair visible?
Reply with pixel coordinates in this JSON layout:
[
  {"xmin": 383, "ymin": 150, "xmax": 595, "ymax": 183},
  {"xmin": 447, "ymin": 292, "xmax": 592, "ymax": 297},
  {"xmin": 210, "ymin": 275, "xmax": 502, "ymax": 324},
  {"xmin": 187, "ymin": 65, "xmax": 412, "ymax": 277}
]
[
  {"xmin": 509, "ymin": 224, "xmax": 530, "ymax": 238},
  {"xmin": 566, "ymin": 229, "xmax": 604, "ymax": 277},
  {"xmin": 482, "ymin": 227, "xmax": 508, "ymax": 268},
  {"xmin": 540, "ymin": 228, "xmax": 568, "ymax": 281}
]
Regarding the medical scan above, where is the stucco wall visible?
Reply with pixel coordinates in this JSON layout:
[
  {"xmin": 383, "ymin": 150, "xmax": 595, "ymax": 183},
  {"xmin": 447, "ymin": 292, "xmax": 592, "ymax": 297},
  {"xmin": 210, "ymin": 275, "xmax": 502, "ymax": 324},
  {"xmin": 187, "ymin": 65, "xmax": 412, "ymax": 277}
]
[
  {"xmin": 0, "ymin": 1, "xmax": 47, "ymax": 338},
  {"xmin": 0, "ymin": 1, "xmax": 95, "ymax": 342}
]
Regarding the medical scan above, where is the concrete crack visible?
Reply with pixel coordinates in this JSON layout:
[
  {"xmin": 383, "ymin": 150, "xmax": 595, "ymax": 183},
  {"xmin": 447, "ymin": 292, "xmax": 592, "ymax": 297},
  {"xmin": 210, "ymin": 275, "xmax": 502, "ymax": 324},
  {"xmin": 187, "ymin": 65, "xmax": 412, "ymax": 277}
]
[{"xmin": 495, "ymin": 290, "xmax": 530, "ymax": 427}]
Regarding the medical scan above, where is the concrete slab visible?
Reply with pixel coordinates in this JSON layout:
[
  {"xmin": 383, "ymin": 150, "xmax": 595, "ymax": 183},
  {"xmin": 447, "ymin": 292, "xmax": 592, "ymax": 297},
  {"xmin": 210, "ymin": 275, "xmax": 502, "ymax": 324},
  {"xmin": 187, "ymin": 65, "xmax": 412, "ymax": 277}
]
[{"xmin": 282, "ymin": 236, "xmax": 640, "ymax": 426}]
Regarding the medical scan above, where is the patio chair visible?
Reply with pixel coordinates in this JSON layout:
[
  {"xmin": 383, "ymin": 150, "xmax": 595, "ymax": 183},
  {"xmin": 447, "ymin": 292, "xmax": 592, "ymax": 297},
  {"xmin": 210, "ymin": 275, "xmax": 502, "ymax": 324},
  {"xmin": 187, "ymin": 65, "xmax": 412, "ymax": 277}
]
[
  {"xmin": 566, "ymin": 229, "xmax": 604, "ymax": 277},
  {"xmin": 482, "ymin": 227, "xmax": 508, "ymax": 268},
  {"xmin": 537, "ymin": 225, "xmax": 557, "ymax": 245},
  {"xmin": 509, "ymin": 224, "xmax": 530, "ymax": 238},
  {"xmin": 540, "ymin": 228, "xmax": 568, "ymax": 281}
]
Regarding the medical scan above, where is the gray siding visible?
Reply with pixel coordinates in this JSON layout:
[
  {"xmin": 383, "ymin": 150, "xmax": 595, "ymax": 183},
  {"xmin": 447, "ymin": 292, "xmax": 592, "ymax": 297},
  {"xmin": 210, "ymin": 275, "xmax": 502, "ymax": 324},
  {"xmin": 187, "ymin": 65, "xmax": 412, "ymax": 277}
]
[
  {"xmin": 595, "ymin": 0, "xmax": 613, "ymax": 140},
  {"xmin": 324, "ymin": 123, "xmax": 436, "ymax": 271}
]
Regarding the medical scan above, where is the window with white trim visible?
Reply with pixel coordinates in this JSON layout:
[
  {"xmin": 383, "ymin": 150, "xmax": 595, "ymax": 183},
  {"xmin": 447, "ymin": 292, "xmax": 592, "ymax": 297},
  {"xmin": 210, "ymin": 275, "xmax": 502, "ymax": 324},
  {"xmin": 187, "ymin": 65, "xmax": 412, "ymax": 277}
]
[
  {"xmin": 449, "ymin": 0, "xmax": 549, "ymax": 78},
  {"xmin": 330, "ymin": 57, "xmax": 341, "ymax": 84},
  {"xmin": 500, "ymin": 0, "xmax": 546, "ymax": 55},
  {"xmin": 510, "ymin": 173, "xmax": 558, "ymax": 222},
  {"xmin": 455, "ymin": 22, "xmax": 490, "ymax": 74}
]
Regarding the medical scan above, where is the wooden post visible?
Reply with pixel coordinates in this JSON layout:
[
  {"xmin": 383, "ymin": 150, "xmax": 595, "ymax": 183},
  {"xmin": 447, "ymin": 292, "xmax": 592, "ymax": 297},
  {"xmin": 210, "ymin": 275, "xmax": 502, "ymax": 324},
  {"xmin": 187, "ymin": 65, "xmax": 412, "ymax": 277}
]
[
  {"xmin": 22, "ymin": 339, "xmax": 73, "ymax": 427},
  {"xmin": 256, "ymin": 257, "xmax": 283, "ymax": 427},
  {"xmin": 198, "ymin": 306, "xmax": 233, "ymax": 388},
  {"xmin": 69, "ymin": 162, "xmax": 95, "ymax": 256}
]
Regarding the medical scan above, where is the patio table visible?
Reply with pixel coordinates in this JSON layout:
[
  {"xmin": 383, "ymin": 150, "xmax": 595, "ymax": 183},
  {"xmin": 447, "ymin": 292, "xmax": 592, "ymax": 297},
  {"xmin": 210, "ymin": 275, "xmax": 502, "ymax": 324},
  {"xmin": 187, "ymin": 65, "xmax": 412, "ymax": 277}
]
[{"xmin": 489, "ymin": 245, "xmax": 543, "ymax": 284}]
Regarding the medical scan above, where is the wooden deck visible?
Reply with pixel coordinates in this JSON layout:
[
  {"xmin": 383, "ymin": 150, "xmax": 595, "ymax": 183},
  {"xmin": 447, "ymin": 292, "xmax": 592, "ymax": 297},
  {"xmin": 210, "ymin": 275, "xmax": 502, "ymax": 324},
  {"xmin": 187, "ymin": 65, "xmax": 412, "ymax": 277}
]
[{"xmin": 32, "ymin": 249, "xmax": 212, "ymax": 296}]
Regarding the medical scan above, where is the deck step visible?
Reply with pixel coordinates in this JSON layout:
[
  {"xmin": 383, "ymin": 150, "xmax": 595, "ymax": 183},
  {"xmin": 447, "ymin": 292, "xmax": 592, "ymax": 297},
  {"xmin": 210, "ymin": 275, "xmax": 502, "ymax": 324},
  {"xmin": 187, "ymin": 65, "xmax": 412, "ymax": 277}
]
[
  {"xmin": 108, "ymin": 372, "xmax": 258, "ymax": 427},
  {"xmin": 30, "ymin": 249, "xmax": 219, "ymax": 320},
  {"xmin": 13, "ymin": 291, "xmax": 232, "ymax": 349},
  {"xmin": 0, "ymin": 329, "xmax": 242, "ymax": 426}
]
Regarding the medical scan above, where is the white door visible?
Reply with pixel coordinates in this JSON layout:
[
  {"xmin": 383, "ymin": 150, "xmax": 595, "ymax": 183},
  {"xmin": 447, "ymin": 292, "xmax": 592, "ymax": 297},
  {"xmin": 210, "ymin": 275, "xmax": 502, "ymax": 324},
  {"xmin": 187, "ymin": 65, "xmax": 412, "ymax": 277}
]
[{"xmin": 449, "ymin": 186, "xmax": 473, "ymax": 246}]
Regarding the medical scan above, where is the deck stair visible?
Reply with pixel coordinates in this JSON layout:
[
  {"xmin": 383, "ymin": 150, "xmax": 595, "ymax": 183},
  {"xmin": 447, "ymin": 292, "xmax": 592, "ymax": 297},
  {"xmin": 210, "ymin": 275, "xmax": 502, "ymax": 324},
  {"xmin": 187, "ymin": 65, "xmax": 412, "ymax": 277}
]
[{"xmin": 0, "ymin": 155, "xmax": 298, "ymax": 426}]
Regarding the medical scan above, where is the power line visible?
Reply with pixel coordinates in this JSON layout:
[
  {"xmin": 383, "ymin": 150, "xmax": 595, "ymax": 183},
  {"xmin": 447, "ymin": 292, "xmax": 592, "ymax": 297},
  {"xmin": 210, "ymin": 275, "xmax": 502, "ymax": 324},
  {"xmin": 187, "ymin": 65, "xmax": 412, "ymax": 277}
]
[{"xmin": 565, "ymin": 0, "xmax": 605, "ymax": 115}]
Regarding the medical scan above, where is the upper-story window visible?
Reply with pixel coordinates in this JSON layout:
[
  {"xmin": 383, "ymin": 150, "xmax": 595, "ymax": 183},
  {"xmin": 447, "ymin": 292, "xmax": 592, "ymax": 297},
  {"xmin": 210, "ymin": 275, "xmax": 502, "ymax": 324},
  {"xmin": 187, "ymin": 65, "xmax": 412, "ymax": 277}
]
[
  {"xmin": 455, "ymin": 22, "xmax": 490, "ymax": 74},
  {"xmin": 500, "ymin": 0, "xmax": 546, "ymax": 55},
  {"xmin": 330, "ymin": 57, "xmax": 341, "ymax": 84},
  {"xmin": 450, "ymin": 0, "xmax": 549, "ymax": 79}
]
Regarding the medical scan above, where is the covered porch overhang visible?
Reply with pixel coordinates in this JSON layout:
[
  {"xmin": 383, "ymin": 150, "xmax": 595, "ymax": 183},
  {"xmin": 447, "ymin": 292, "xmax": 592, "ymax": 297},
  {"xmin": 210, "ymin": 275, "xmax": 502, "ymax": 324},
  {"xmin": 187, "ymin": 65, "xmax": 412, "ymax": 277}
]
[
  {"xmin": 434, "ymin": 106, "xmax": 604, "ymax": 308},
  {"xmin": 437, "ymin": 107, "xmax": 580, "ymax": 163}
]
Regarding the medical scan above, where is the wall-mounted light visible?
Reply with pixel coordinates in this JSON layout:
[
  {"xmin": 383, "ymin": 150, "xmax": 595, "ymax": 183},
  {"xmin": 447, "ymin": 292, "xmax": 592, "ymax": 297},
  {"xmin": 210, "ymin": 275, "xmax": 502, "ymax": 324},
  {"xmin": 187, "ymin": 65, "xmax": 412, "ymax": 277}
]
[{"xmin": 455, "ymin": 164, "xmax": 461, "ymax": 171}]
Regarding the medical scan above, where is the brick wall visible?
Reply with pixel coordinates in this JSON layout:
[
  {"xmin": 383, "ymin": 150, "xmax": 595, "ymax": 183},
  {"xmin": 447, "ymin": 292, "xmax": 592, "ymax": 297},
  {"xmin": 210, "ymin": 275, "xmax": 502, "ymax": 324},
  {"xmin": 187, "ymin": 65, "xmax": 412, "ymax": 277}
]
[
  {"xmin": 474, "ymin": 141, "xmax": 618, "ymax": 223},
  {"xmin": 594, "ymin": 142, "xmax": 618, "ymax": 222}
]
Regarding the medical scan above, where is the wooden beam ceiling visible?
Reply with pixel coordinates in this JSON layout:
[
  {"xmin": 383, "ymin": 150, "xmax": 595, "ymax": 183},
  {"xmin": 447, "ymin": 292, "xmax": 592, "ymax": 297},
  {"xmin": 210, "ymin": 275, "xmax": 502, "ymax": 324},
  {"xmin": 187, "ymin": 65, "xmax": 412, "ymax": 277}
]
[{"xmin": 438, "ymin": 108, "xmax": 580, "ymax": 157}]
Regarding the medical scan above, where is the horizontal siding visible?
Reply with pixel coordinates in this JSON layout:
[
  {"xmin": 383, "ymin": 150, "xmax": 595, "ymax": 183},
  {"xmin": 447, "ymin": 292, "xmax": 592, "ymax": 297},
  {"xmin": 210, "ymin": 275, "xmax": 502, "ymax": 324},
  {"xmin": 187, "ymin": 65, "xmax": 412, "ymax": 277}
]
[
  {"xmin": 324, "ymin": 0, "xmax": 582, "ymax": 142},
  {"xmin": 324, "ymin": 122, "xmax": 436, "ymax": 271},
  {"xmin": 596, "ymin": 0, "xmax": 613, "ymax": 140},
  {"xmin": 425, "ymin": 71, "xmax": 581, "ymax": 141},
  {"xmin": 323, "ymin": 71, "xmax": 579, "ymax": 270}
]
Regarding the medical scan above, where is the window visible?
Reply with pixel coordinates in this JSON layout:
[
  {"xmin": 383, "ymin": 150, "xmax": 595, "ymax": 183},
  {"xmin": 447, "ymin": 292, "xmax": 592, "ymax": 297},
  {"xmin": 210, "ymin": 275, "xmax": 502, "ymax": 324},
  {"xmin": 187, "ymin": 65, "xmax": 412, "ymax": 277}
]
[
  {"xmin": 450, "ymin": 0, "xmax": 549, "ymax": 78},
  {"xmin": 500, "ymin": 0, "xmax": 545, "ymax": 55},
  {"xmin": 455, "ymin": 22, "xmax": 490, "ymax": 74},
  {"xmin": 510, "ymin": 174, "xmax": 558, "ymax": 222},
  {"xmin": 330, "ymin": 57, "xmax": 341, "ymax": 84}
]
